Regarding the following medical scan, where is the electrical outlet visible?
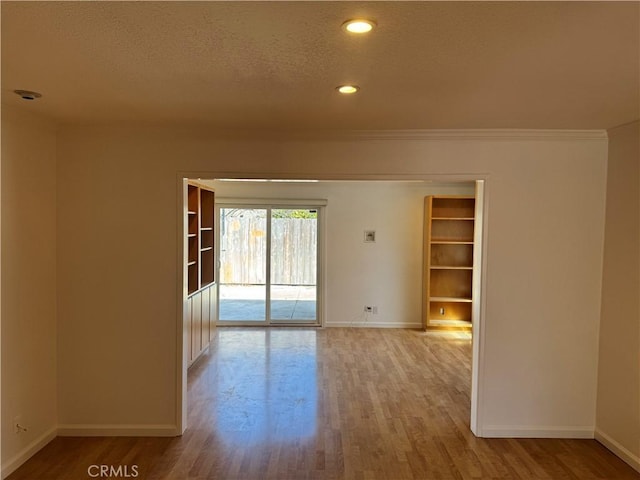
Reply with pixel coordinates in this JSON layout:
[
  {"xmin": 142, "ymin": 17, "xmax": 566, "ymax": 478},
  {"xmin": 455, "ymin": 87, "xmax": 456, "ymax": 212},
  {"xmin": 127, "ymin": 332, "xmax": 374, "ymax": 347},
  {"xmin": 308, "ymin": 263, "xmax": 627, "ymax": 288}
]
[
  {"xmin": 14, "ymin": 415, "xmax": 23, "ymax": 434},
  {"xmin": 439, "ymin": 307, "xmax": 445, "ymax": 315}
]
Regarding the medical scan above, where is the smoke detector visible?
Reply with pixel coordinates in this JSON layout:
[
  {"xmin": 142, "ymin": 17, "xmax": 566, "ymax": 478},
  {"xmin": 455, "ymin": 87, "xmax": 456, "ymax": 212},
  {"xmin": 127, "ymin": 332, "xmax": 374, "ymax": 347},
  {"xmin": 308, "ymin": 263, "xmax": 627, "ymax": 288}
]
[{"xmin": 14, "ymin": 90, "xmax": 42, "ymax": 100}]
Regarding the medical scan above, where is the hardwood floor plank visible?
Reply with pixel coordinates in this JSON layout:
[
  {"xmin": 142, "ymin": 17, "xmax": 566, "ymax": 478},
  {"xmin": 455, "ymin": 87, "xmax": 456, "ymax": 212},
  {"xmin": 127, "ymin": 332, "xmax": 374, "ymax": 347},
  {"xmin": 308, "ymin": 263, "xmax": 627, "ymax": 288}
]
[{"xmin": 7, "ymin": 328, "xmax": 639, "ymax": 480}]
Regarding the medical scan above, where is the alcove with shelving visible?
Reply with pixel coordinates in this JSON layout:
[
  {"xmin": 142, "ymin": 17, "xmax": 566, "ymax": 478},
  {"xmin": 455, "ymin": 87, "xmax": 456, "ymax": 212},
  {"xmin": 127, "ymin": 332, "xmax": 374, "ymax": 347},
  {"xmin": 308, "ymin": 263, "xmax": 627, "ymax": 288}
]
[
  {"xmin": 187, "ymin": 183, "xmax": 215, "ymax": 295},
  {"xmin": 423, "ymin": 196, "xmax": 476, "ymax": 330},
  {"xmin": 185, "ymin": 182, "xmax": 216, "ymax": 366},
  {"xmin": 199, "ymin": 188, "xmax": 215, "ymax": 287},
  {"xmin": 187, "ymin": 185, "xmax": 200, "ymax": 295}
]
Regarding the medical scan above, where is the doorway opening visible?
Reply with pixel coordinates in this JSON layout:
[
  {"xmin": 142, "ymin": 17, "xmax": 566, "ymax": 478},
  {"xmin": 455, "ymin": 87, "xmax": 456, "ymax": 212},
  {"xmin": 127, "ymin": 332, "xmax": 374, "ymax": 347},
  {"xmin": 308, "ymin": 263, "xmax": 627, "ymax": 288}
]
[{"xmin": 179, "ymin": 177, "xmax": 487, "ymax": 438}]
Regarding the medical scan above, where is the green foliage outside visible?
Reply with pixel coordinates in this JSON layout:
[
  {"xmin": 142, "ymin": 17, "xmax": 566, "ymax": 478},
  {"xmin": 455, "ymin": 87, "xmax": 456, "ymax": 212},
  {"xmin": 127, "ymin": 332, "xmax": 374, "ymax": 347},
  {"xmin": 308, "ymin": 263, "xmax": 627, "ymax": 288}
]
[{"xmin": 272, "ymin": 209, "xmax": 317, "ymax": 219}]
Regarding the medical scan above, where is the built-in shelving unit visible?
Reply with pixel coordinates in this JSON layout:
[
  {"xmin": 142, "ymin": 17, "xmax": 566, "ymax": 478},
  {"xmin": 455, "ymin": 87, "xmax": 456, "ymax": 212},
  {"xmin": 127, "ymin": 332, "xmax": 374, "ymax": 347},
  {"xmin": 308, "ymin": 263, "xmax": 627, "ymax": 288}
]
[
  {"xmin": 423, "ymin": 195, "xmax": 476, "ymax": 330},
  {"xmin": 187, "ymin": 183, "xmax": 215, "ymax": 296},
  {"xmin": 185, "ymin": 181, "xmax": 217, "ymax": 367},
  {"xmin": 187, "ymin": 185, "xmax": 199, "ymax": 295}
]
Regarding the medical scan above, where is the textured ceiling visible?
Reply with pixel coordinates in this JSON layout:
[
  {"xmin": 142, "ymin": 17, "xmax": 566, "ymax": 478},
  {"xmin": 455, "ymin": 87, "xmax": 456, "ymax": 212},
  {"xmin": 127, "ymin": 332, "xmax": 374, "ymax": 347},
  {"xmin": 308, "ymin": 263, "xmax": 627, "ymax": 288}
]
[{"xmin": 1, "ymin": 1, "xmax": 638, "ymax": 129}]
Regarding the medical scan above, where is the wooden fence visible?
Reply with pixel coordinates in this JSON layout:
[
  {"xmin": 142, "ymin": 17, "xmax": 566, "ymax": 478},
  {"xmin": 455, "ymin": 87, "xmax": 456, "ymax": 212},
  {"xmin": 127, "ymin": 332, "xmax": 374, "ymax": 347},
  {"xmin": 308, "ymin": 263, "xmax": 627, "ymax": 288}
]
[{"xmin": 219, "ymin": 216, "xmax": 317, "ymax": 285}]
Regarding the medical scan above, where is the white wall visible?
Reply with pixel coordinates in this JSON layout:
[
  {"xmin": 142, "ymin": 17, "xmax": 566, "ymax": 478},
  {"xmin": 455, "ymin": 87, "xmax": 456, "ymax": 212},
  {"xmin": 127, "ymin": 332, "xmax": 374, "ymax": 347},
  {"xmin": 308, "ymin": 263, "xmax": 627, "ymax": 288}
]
[
  {"xmin": 596, "ymin": 121, "xmax": 640, "ymax": 471},
  {"xmin": 55, "ymin": 127, "xmax": 608, "ymax": 438},
  {"xmin": 212, "ymin": 180, "xmax": 475, "ymax": 328},
  {"xmin": 1, "ymin": 105, "xmax": 58, "ymax": 477}
]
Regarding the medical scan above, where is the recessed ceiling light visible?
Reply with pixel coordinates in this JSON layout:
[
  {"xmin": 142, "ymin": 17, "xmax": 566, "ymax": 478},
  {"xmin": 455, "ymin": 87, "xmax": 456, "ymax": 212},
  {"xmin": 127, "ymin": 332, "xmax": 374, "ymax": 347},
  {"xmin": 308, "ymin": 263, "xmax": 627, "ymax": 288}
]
[
  {"xmin": 342, "ymin": 19, "xmax": 376, "ymax": 34},
  {"xmin": 14, "ymin": 89, "xmax": 42, "ymax": 100},
  {"xmin": 336, "ymin": 85, "xmax": 360, "ymax": 94}
]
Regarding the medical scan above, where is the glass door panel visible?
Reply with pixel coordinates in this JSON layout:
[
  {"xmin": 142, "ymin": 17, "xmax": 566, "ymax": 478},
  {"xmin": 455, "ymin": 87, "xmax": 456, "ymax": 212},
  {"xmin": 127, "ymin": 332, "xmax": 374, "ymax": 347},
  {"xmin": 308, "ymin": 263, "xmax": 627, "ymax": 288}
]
[
  {"xmin": 218, "ymin": 208, "xmax": 267, "ymax": 322},
  {"xmin": 270, "ymin": 209, "xmax": 318, "ymax": 322}
]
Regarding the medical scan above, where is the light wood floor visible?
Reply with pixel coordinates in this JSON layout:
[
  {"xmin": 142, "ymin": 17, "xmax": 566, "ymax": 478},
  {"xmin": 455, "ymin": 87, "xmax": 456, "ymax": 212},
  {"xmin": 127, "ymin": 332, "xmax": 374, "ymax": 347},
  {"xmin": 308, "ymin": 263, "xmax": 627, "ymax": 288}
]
[{"xmin": 8, "ymin": 328, "xmax": 639, "ymax": 479}]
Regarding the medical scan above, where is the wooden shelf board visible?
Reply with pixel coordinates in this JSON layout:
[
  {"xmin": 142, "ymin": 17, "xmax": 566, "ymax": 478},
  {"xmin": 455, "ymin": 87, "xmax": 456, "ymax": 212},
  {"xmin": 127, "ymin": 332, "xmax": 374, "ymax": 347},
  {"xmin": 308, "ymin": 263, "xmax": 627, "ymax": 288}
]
[
  {"xmin": 430, "ymin": 296, "xmax": 473, "ymax": 303},
  {"xmin": 428, "ymin": 318, "xmax": 472, "ymax": 327},
  {"xmin": 431, "ymin": 240, "xmax": 474, "ymax": 244},
  {"xmin": 188, "ymin": 261, "xmax": 197, "ymax": 266},
  {"xmin": 432, "ymin": 217, "xmax": 475, "ymax": 221},
  {"xmin": 200, "ymin": 227, "xmax": 213, "ymax": 231},
  {"xmin": 188, "ymin": 233, "xmax": 197, "ymax": 238},
  {"xmin": 188, "ymin": 211, "xmax": 197, "ymax": 215},
  {"xmin": 200, "ymin": 246, "xmax": 213, "ymax": 252},
  {"xmin": 430, "ymin": 266, "xmax": 473, "ymax": 270}
]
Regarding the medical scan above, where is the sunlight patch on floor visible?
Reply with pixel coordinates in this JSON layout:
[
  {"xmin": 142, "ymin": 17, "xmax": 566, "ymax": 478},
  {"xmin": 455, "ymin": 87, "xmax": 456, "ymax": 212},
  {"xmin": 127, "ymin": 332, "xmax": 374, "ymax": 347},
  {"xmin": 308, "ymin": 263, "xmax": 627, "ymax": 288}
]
[{"xmin": 424, "ymin": 330, "xmax": 472, "ymax": 341}]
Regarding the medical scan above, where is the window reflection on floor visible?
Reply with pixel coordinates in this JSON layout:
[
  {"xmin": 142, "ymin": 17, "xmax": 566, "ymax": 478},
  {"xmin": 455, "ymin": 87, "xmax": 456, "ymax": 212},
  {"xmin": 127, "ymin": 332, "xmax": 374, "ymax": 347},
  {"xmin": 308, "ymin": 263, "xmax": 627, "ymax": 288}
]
[{"xmin": 212, "ymin": 329, "xmax": 318, "ymax": 445}]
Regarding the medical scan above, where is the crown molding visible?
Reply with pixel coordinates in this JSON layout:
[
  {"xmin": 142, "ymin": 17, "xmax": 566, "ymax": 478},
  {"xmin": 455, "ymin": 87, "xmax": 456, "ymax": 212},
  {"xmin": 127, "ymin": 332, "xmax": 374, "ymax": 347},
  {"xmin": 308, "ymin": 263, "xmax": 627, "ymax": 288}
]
[
  {"xmin": 340, "ymin": 129, "xmax": 608, "ymax": 141},
  {"xmin": 194, "ymin": 128, "xmax": 608, "ymax": 142},
  {"xmin": 56, "ymin": 123, "xmax": 609, "ymax": 141}
]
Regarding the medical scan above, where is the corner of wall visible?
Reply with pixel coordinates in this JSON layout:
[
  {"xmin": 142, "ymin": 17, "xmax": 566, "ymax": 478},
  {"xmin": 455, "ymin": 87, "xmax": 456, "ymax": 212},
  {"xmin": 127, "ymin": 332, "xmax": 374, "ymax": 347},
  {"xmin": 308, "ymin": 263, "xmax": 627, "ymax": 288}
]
[
  {"xmin": 595, "ymin": 428, "xmax": 640, "ymax": 474},
  {"xmin": 1, "ymin": 104, "xmax": 59, "ymax": 478},
  {"xmin": 1, "ymin": 427, "xmax": 57, "ymax": 480},
  {"xmin": 595, "ymin": 120, "xmax": 640, "ymax": 472}
]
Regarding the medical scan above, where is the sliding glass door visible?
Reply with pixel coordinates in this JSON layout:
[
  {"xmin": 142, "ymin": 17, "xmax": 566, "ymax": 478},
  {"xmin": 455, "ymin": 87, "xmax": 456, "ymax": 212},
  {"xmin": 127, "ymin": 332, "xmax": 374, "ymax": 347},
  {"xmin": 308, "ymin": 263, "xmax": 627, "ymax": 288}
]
[
  {"xmin": 217, "ymin": 205, "xmax": 320, "ymax": 325},
  {"xmin": 218, "ymin": 208, "xmax": 268, "ymax": 322},
  {"xmin": 270, "ymin": 209, "xmax": 317, "ymax": 323}
]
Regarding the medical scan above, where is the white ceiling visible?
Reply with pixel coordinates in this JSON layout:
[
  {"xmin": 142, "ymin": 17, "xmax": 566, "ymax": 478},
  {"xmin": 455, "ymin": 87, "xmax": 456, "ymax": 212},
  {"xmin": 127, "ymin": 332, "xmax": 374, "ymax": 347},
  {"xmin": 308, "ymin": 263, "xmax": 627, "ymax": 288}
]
[{"xmin": 2, "ymin": 1, "xmax": 638, "ymax": 130}]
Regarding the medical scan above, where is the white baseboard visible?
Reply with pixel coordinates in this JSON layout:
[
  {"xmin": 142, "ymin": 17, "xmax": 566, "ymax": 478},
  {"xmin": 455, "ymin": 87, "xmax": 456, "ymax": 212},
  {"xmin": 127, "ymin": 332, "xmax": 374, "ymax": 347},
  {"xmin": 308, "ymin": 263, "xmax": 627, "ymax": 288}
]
[
  {"xmin": 480, "ymin": 425, "xmax": 594, "ymax": 439},
  {"xmin": 57, "ymin": 424, "xmax": 178, "ymax": 437},
  {"xmin": 325, "ymin": 321, "xmax": 422, "ymax": 329},
  {"xmin": 1, "ymin": 424, "xmax": 178, "ymax": 479},
  {"xmin": 1, "ymin": 426, "xmax": 57, "ymax": 479},
  {"xmin": 595, "ymin": 428, "xmax": 640, "ymax": 473}
]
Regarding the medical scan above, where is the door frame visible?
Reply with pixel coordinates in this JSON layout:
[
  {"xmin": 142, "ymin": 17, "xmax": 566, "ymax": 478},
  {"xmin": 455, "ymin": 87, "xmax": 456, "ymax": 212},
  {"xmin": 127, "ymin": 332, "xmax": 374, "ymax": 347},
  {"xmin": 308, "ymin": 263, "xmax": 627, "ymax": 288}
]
[
  {"xmin": 176, "ymin": 174, "xmax": 488, "ymax": 438},
  {"xmin": 215, "ymin": 199, "xmax": 326, "ymax": 327}
]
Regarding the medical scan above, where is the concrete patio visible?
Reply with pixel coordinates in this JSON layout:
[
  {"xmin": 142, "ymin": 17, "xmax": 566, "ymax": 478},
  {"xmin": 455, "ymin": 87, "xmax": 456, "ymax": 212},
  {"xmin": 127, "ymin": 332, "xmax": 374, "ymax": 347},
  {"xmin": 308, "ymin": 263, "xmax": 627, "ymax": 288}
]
[{"xmin": 219, "ymin": 285, "xmax": 317, "ymax": 321}]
